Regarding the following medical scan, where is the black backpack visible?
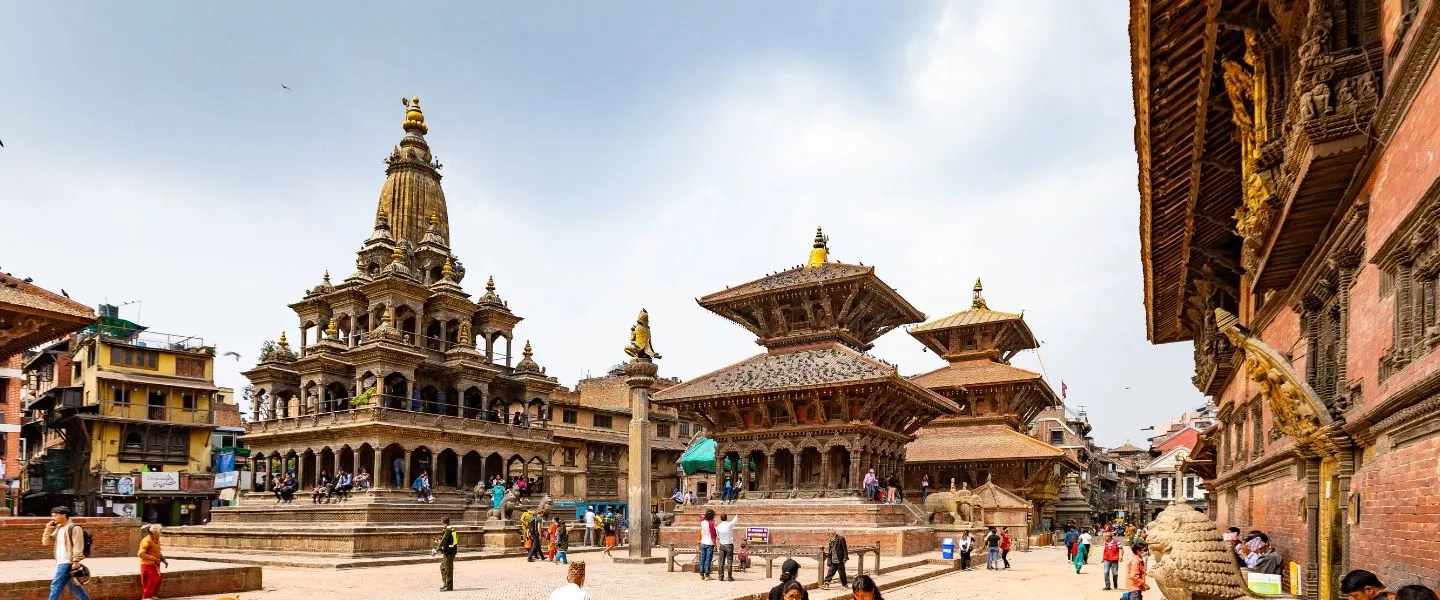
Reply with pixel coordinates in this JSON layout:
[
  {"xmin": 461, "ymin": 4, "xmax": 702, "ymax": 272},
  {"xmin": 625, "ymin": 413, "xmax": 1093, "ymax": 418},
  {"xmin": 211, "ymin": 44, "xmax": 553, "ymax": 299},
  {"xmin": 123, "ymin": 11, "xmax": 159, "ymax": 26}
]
[{"xmin": 82, "ymin": 528, "xmax": 93, "ymax": 558}]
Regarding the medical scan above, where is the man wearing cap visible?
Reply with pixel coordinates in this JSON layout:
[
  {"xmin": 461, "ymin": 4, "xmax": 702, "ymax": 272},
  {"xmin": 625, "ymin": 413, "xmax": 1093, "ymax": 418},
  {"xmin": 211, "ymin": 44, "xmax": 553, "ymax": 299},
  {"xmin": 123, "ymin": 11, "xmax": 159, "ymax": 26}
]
[
  {"xmin": 548, "ymin": 560, "xmax": 591, "ymax": 600},
  {"xmin": 41, "ymin": 506, "xmax": 91, "ymax": 600}
]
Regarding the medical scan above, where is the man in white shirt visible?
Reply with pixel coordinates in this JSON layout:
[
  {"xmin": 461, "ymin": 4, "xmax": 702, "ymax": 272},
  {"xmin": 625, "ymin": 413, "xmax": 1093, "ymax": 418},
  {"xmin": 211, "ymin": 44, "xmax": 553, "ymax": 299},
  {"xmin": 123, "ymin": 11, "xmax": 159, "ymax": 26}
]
[
  {"xmin": 583, "ymin": 507, "xmax": 596, "ymax": 547},
  {"xmin": 548, "ymin": 561, "xmax": 591, "ymax": 600},
  {"xmin": 1079, "ymin": 530, "xmax": 1094, "ymax": 564},
  {"xmin": 715, "ymin": 513, "xmax": 740, "ymax": 582},
  {"xmin": 42, "ymin": 506, "xmax": 91, "ymax": 600}
]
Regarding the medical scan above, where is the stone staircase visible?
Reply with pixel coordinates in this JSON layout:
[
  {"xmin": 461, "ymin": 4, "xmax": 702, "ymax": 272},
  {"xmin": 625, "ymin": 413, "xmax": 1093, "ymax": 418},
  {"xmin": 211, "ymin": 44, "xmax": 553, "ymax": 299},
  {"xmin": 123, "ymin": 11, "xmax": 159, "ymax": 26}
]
[{"xmin": 164, "ymin": 488, "xmax": 545, "ymax": 557}]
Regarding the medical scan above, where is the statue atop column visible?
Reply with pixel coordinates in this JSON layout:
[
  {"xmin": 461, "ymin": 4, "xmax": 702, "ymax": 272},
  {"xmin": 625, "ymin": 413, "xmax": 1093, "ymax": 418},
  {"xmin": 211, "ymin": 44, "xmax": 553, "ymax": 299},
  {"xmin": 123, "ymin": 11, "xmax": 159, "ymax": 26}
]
[
  {"xmin": 624, "ymin": 308, "xmax": 662, "ymax": 360},
  {"xmin": 619, "ymin": 308, "xmax": 663, "ymax": 563}
]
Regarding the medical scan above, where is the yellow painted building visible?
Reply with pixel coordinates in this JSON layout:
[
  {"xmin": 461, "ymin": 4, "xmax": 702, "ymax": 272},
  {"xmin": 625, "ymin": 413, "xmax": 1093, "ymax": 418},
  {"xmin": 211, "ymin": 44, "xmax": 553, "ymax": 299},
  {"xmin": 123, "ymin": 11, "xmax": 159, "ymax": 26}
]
[{"xmin": 25, "ymin": 311, "xmax": 220, "ymax": 524}]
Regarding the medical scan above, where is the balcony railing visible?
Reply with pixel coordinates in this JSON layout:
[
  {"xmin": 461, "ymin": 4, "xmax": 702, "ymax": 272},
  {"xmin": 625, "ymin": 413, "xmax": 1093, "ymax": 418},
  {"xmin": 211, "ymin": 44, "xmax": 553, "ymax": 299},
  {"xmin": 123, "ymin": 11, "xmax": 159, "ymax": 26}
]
[
  {"xmin": 246, "ymin": 404, "xmax": 552, "ymax": 441},
  {"xmin": 103, "ymin": 400, "xmax": 214, "ymax": 425}
]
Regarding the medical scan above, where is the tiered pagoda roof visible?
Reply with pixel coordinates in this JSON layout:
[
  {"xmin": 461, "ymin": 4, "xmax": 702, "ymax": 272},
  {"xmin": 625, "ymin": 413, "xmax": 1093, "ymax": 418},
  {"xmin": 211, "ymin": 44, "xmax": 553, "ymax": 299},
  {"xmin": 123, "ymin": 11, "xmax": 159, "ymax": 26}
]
[
  {"xmin": 906, "ymin": 280, "xmax": 1058, "ymax": 429},
  {"xmin": 655, "ymin": 228, "xmax": 955, "ymax": 443}
]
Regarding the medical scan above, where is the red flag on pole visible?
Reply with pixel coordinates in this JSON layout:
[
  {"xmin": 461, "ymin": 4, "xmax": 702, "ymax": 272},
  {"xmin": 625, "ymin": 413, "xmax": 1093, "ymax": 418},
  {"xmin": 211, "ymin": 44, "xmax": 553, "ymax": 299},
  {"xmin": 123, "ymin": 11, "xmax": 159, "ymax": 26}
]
[{"xmin": 1061, "ymin": 380, "xmax": 1068, "ymax": 399}]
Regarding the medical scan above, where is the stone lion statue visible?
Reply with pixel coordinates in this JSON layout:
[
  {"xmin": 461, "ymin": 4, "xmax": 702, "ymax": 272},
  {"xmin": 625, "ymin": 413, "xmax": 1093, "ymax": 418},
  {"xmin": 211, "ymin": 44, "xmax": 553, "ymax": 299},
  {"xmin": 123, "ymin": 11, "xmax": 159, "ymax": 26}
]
[
  {"xmin": 486, "ymin": 487, "xmax": 520, "ymax": 521},
  {"xmin": 655, "ymin": 511, "xmax": 676, "ymax": 526},
  {"xmin": 1147, "ymin": 501, "xmax": 1300, "ymax": 600},
  {"xmin": 535, "ymin": 494, "xmax": 553, "ymax": 517}
]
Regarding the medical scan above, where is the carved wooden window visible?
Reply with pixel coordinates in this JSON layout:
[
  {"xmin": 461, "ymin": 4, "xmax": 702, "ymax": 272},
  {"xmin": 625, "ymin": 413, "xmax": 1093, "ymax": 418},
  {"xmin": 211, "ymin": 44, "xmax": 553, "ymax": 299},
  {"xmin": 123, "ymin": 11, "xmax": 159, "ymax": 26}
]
[
  {"xmin": 1049, "ymin": 429, "xmax": 1063, "ymax": 445},
  {"xmin": 563, "ymin": 475, "xmax": 575, "ymax": 495},
  {"xmin": 1221, "ymin": 418, "xmax": 1232, "ymax": 471},
  {"xmin": 1234, "ymin": 413, "xmax": 1247, "ymax": 464},
  {"xmin": 563, "ymin": 448, "xmax": 576, "ymax": 467},
  {"xmin": 679, "ymin": 422, "xmax": 691, "ymax": 438},
  {"xmin": 593, "ymin": 414, "xmax": 613, "ymax": 429},
  {"xmin": 562, "ymin": 409, "xmax": 577, "ymax": 425},
  {"xmin": 1251, "ymin": 401, "xmax": 1264, "ymax": 457},
  {"xmin": 175, "ymin": 357, "xmax": 205, "ymax": 379},
  {"xmin": 1383, "ymin": 258, "xmax": 1437, "ymax": 380},
  {"xmin": 656, "ymin": 423, "xmax": 670, "ymax": 438}
]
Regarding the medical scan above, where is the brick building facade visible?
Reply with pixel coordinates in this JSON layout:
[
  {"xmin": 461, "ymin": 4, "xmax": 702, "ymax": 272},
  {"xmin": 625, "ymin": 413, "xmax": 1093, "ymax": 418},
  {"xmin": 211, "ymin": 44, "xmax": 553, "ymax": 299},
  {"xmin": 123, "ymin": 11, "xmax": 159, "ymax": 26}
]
[{"xmin": 1134, "ymin": 0, "xmax": 1440, "ymax": 596}]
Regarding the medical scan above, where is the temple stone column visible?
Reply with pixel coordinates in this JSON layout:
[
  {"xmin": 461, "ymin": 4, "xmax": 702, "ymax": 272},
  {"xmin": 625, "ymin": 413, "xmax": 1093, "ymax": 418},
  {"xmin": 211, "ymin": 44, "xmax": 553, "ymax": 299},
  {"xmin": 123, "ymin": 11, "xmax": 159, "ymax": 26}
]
[
  {"xmin": 617, "ymin": 355, "xmax": 663, "ymax": 563},
  {"xmin": 766, "ymin": 453, "xmax": 777, "ymax": 491},
  {"xmin": 372, "ymin": 449, "xmax": 383, "ymax": 490},
  {"xmin": 741, "ymin": 452, "xmax": 751, "ymax": 494},
  {"xmin": 820, "ymin": 452, "xmax": 832, "ymax": 490}
]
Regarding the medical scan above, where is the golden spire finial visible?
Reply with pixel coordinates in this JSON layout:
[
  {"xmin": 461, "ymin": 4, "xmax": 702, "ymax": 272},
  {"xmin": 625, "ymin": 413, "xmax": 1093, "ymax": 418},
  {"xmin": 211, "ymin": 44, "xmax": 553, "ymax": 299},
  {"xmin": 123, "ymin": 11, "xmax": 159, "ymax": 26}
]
[
  {"xmin": 323, "ymin": 270, "xmax": 331, "ymax": 284},
  {"xmin": 402, "ymin": 96, "xmax": 428, "ymax": 134},
  {"xmin": 971, "ymin": 278, "xmax": 988, "ymax": 310},
  {"xmin": 391, "ymin": 243, "xmax": 404, "ymax": 263},
  {"xmin": 429, "ymin": 213, "xmax": 439, "ymax": 228},
  {"xmin": 486, "ymin": 275, "xmax": 496, "ymax": 292},
  {"xmin": 523, "ymin": 340, "xmax": 533, "ymax": 358},
  {"xmin": 278, "ymin": 331, "xmax": 289, "ymax": 345},
  {"xmin": 442, "ymin": 258, "xmax": 454, "ymax": 279},
  {"xmin": 806, "ymin": 226, "xmax": 829, "ymax": 268},
  {"xmin": 377, "ymin": 207, "xmax": 389, "ymax": 225},
  {"xmin": 325, "ymin": 318, "xmax": 337, "ymax": 337}
]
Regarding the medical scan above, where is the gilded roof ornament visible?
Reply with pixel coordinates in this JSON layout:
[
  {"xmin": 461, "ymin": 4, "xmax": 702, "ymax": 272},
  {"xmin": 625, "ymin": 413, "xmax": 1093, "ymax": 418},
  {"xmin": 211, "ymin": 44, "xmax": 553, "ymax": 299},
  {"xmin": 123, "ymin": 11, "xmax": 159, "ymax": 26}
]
[
  {"xmin": 486, "ymin": 275, "xmax": 496, "ymax": 292},
  {"xmin": 391, "ymin": 243, "xmax": 404, "ymax": 263},
  {"xmin": 402, "ymin": 96, "xmax": 428, "ymax": 135},
  {"xmin": 806, "ymin": 226, "xmax": 829, "ymax": 268},
  {"xmin": 323, "ymin": 271, "xmax": 331, "ymax": 284},
  {"xmin": 325, "ymin": 318, "xmax": 338, "ymax": 338},
  {"xmin": 278, "ymin": 331, "xmax": 289, "ymax": 346},
  {"xmin": 971, "ymin": 278, "xmax": 989, "ymax": 310},
  {"xmin": 515, "ymin": 339, "xmax": 543, "ymax": 373},
  {"xmin": 442, "ymin": 258, "xmax": 454, "ymax": 280}
]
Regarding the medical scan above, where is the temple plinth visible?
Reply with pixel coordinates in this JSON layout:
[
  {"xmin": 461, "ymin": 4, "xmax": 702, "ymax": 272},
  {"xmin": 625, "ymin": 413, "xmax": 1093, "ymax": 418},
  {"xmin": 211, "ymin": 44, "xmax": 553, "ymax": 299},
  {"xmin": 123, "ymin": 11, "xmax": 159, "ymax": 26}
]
[{"xmin": 653, "ymin": 228, "xmax": 956, "ymax": 555}]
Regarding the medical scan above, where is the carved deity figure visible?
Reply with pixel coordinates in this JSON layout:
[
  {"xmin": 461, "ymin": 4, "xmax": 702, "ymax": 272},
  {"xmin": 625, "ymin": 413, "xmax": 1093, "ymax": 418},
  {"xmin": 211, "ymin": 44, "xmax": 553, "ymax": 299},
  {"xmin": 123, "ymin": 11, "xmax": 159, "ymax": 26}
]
[
  {"xmin": 624, "ymin": 308, "xmax": 662, "ymax": 360},
  {"xmin": 458, "ymin": 321, "xmax": 473, "ymax": 347}
]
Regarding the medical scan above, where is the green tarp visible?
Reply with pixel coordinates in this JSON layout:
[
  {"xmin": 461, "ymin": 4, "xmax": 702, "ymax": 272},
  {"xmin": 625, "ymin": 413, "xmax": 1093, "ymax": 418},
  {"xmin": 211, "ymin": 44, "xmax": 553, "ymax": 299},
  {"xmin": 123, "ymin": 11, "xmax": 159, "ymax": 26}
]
[{"xmin": 678, "ymin": 437, "xmax": 755, "ymax": 475}]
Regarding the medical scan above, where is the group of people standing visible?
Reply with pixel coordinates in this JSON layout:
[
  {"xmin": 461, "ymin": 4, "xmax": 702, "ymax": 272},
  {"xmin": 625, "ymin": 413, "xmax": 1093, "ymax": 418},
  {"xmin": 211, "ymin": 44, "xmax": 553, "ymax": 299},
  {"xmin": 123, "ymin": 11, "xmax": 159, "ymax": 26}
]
[
  {"xmin": 1058, "ymin": 522, "xmax": 1149, "ymax": 598},
  {"xmin": 860, "ymin": 469, "xmax": 905, "ymax": 503},
  {"xmin": 695, "ymin": 509, "xmax": 741, "ymax": 581}
]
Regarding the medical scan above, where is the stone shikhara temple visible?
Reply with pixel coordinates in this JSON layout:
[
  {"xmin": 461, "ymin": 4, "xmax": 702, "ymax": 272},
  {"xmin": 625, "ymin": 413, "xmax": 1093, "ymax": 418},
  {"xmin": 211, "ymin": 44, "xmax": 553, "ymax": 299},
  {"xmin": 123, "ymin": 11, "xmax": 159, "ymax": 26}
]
[{"xmin": 168, "ymin": 99, "xmax": 563, "ymax": 556}]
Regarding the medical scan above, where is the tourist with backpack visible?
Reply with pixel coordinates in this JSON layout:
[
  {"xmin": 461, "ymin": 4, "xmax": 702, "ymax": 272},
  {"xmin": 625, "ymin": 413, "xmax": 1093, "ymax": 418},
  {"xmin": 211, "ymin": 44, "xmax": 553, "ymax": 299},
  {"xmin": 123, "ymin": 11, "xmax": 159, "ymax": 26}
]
[{"xmin": 41, "ymin": 506, "xmax": 91, "ymax": 600}]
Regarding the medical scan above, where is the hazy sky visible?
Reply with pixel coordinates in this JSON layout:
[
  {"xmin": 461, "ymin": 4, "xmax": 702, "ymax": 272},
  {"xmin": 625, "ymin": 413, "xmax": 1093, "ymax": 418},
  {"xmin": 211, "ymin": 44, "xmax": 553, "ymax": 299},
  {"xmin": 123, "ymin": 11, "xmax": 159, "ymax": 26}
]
[{"xmin": 1, "ymin": 1, "xmax": 1208, "ymax": 447}]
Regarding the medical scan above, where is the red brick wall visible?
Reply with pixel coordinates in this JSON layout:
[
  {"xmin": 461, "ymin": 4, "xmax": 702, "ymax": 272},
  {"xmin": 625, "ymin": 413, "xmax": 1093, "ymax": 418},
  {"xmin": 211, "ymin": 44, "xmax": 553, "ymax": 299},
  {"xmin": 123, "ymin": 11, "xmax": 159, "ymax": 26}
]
[
  {"xmin": 0, "ymin": 517, "xmax": 142, "ymax": 561},
  {"xmin": 2, "ymin": 353, "xmax": 21, "ymax": 488},
  {"xmin": 1350, "ymin": 435, "xmax": 1440, "ymax": 585}
]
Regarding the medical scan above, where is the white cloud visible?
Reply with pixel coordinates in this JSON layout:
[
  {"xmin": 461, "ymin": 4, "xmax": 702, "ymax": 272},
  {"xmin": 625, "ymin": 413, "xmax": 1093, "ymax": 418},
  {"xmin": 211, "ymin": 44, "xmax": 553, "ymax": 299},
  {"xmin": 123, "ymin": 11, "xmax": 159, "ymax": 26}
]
[{"xmin": 1, "ymin": 1, "xmax": 1206, "ymax": 447}]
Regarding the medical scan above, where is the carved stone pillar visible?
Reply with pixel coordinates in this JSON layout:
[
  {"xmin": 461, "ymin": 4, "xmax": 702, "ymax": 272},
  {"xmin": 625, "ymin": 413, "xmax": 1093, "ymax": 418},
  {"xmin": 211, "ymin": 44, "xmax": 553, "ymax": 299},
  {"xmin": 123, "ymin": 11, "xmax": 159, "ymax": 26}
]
[
  {"xmin": 621, "ymin": 356, "xmax": 661, "ymax": 562},
  {"xmin": 741, "ymin": 451, "xmax": 751, "ymax": 493},
  {"xmin": 372, "ymin": 449, "xmax": 383, "ymax": 490},
  {"xmin": 820, "ymin": 452, "xmax": 832, "ymax": 490},
  {"xmin": 765, "ymin": 453, "xmax": 777, "ymax": 491}
]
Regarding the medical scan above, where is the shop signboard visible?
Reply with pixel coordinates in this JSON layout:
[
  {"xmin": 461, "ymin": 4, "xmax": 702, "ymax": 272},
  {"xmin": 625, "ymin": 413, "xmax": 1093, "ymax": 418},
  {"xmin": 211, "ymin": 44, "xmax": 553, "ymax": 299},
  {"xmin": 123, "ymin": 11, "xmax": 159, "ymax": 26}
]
[
  {"xmin": 745, "ymin": 527, "xmax": 770, "ymax": 544},
  {"xmin": 102, "ymin": 475, "xmax": 136, "ymax": 496},
  {"xmin": 140, "ymin": 471, "xmax": 181, "ymax": 491},
  {"xmin": 214, "ymin": 471, "xmax": 239, "ymax": 489}
]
